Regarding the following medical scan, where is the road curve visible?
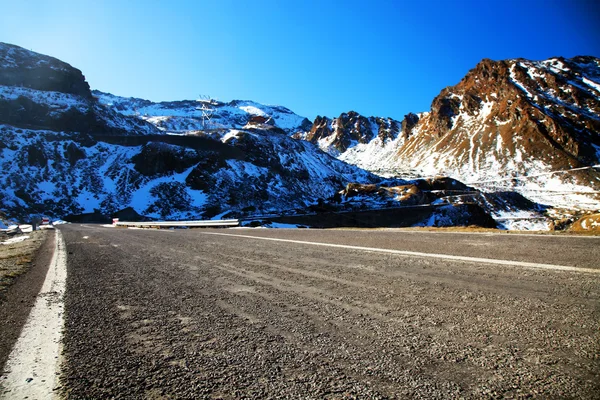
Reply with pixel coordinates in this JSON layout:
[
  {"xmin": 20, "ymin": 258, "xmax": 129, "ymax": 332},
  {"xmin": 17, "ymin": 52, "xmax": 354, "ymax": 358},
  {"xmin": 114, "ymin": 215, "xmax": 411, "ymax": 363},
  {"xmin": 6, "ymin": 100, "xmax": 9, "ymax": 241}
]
[{"xmin": 59, "ymin": 225, "xmax": 600, "ymax": 399}]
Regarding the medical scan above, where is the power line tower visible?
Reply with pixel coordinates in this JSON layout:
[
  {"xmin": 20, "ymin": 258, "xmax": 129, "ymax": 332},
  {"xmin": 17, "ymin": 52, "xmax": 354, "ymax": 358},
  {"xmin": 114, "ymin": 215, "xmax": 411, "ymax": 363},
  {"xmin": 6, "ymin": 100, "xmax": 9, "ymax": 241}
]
[{"xmin": 197, "ymin": 94, "xmax": 214, "ymax": 130}]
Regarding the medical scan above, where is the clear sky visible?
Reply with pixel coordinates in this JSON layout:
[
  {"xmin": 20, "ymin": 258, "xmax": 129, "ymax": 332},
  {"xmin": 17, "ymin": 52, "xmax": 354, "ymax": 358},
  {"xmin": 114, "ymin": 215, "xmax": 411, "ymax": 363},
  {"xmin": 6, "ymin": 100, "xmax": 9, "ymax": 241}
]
[{"xmin": 1, "ymin": 0, "xmax": 599, "ymax": 121}]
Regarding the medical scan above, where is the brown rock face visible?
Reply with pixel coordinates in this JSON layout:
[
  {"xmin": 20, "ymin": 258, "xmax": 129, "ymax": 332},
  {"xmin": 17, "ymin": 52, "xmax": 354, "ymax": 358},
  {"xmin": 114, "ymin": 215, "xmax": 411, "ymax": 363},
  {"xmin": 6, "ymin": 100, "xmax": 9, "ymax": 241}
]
[
  {"xmin": 389, "ymin": 56, "xmax": 600, "ymax": 209},
  {"xmin": 406, "ymin": 56, "xmax": 600, "ymax": 168},
  {"xmin": 570, "ymin": 213, "xmax": 600, "ymax": 232},
  {"xmin": 341, "ymin": 183, "xmax": 429, "ymax": 206}
]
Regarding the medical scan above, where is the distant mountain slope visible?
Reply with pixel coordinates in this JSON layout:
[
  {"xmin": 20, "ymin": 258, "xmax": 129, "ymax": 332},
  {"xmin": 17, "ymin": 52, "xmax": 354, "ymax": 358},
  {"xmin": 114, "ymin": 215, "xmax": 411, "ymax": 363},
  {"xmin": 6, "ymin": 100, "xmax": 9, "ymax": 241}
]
[
  {"xmin": 300, "ymin": 56, "xmax": 600, "ymax": 210},
  {"xmin": 93, "ymin": 91, "xmax": 313, "ymax": 135},
  {"xmin": 0, "ymin": 124, "xmax": 373, "ymax": 220},
  {"xmin": 293, "ymin": 111, "xmax": 408, "ymax": 172},
  {"xmin": 0, "ymin": 43, "xmax": 160, "ymax": 136},
  {"xmin": 0, "ymin": 42, "xmax": 375, "ymax": 221}
]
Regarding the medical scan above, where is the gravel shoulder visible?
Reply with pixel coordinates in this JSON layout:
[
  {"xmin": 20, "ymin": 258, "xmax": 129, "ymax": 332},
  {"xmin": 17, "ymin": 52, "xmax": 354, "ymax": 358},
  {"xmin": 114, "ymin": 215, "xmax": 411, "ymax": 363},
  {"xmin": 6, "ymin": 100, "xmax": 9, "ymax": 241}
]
[
  {"xmin": 0, "ymin": 229, "xmax": 53, "ymax": 371},
  {"xmin": 59, "ymin": 225, "xmax": 600, "ymax": 399}
]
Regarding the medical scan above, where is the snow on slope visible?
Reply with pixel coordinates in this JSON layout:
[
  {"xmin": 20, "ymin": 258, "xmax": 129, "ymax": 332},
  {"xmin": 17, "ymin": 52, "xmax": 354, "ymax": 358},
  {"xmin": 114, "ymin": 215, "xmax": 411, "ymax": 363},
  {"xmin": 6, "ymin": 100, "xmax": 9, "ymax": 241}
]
[
  {"xmin": 0, "ymin": 124, "xmax": 195, "ymax": 219},
  {"xmin": 93, "ymin": 91, "xmax": 311, "ymax": 135},
  {"xmin": 0, "ymin": 86, "xmax": 88, "ymax": 114},
  {"xmin": 0, "ymin": 123, "xmax": 373, "ymax": 220},
  {"xmin": 301, "ymin": 56, "xmax": 600, "ymax": 212},
  {"xmin": 0, "ymin": 42, "xmax": 378, "ymax": 222}
]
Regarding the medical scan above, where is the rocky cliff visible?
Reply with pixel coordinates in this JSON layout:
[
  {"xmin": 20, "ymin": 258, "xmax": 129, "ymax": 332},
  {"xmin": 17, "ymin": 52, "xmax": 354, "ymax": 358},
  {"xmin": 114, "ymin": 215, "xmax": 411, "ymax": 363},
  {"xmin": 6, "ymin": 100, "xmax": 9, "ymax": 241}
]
[{"xmin": 302, "ymin": 56, "xmax": 600, "ymax": 212}]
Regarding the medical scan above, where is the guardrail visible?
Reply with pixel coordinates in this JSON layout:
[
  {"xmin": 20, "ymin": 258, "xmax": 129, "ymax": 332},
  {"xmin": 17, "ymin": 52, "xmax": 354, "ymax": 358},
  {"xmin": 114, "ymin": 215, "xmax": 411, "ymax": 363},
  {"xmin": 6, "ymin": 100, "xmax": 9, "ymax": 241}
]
[{"xmin": 114, "ymin": 219, "xmax": 239, "ymax": 228}]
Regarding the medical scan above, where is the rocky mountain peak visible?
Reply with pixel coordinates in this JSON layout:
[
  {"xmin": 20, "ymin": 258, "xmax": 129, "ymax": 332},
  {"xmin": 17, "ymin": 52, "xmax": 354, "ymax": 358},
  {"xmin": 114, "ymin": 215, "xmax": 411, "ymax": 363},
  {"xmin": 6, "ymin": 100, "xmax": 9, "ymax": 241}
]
[
  {"xmin": 295, "ymin": 55, "xmax": 600, "ymax": 213},
  {"xmin": 418, "ymin": 56, "xmax": 600, "ymax": 164},
  {"xmin": 0, "ymin": 42, "xmax": 91, "ymax": 98},
  {"xmin": 302, "ymin": 111, "xmax": 401, "ymax": 154}
]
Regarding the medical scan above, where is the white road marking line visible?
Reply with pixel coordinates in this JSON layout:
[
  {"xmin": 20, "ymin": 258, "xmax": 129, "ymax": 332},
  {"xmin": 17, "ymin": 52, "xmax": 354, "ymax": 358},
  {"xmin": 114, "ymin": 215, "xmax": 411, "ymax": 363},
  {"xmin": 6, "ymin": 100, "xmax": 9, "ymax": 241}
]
[
  {"xmin": 0, "ymin": 230, "xmax": 68, "ymax": 399},
  {"xmin": 379, "ymin": 229, "xmax": 600, "ymax": 239},
  {"xmin": 82, "ymin": 236, "xmax": 89, "ymax": 239},
  {"xmin": 233, "ymin": 227, "xmax": 600, "ymax": 239},
  {"xmin": 199, "ymin": 231, "xmax": 600, "ymax": 274}
]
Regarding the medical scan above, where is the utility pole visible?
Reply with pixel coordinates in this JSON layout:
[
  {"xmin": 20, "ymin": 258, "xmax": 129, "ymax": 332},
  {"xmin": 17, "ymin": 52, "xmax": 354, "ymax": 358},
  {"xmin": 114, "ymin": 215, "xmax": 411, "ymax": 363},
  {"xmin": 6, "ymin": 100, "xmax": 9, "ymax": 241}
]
[{"xmin": 197, "ymin": 94, "xmax": 214, "ymax": 130}]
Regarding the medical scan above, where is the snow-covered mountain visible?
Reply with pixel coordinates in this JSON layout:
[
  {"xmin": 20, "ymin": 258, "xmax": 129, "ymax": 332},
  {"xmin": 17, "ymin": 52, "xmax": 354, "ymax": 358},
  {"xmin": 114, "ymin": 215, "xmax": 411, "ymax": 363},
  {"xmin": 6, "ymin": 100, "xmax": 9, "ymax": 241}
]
[
  {"xmin": 299, "ymin": 57, "xmax": 600, "ymax": 212},
  {"xmin": 0, "ymin": 42, "xmax": 378, "ymax": 221},
  {"xmin": 293, "ymin": 112, "xmax": 407, "ymax": 172},
  {"xmin": 93, "ymin": 91, "xmax": 312, "ymax": 135},
  {"xmin": 0, "ymin": 123, "xmax": 375, "ymax": 220},
  {"xmin": 0, "ymin": 43, "xmax": 160, "ymax": 136},
  {"xmin": 3, "ymin": 42, "xmax": 598, "ymax": 230}
]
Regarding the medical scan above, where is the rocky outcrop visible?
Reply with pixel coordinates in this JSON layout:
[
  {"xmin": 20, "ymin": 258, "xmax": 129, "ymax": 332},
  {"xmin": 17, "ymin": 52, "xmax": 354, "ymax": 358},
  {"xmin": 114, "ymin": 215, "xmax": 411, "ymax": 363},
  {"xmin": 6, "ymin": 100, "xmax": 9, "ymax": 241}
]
[
  {"xmin": 570, "ymin": 213, "xmax": 600, "ymax": 232},
  {"xmin": 0, "ymin": 42, "xmax": 91, "ymax": 98},
  {"xmin": 302, "ymin": 112, "xmax": 401, "ymax": 154},
  {"xmin": 409, "ymin": 56, "xmax": 600, "ymax": 165},
  {"xmin": 0, "ymin": 43, "xmax": 160, "ymax": 136},
  {"xmin": 400, "ymin": 113, "xmax": 419, "ymax": 139},
  {"xmin": 299, "ymin": 56, "xmax": 600, "ymax": 211}
]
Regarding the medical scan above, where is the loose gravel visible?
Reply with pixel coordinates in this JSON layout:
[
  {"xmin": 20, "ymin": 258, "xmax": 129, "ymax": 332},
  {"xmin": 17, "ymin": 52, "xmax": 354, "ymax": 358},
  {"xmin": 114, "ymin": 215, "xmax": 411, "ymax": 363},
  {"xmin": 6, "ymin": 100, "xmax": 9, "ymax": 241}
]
[{"xmin": 59, "ymin": 225, "xmax": 600, "ymax": 399}]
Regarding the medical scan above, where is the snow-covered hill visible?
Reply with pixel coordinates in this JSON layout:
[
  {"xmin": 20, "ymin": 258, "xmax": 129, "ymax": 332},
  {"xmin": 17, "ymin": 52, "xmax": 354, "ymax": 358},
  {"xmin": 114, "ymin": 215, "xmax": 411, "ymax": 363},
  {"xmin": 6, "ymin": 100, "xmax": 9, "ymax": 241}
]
[
  {"xmin": 0, "ymin": 123, "xmax": 374, "ymax": 220},
  {"xmin": 0, "ymin": 42, "xmax": 377, "ymax": 221},
  {"xmin": 3, "ymin": 42, "xmax": 598, "ymax": 230},
  {"xmin": 93, "ymin": 91, "xmax": 312, "ymax": 135},
  {"xmin": 300, "ymin": 57, "xmax": 600, "ymax": 213},
  {"xmin": 0, "ymin": 43, "xmax": 161, "ymax": 136}
]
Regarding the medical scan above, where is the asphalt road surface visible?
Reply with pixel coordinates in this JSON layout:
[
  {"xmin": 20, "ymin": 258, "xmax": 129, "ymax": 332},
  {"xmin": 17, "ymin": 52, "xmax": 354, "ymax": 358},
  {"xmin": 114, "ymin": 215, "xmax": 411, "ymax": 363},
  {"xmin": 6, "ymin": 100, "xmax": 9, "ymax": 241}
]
[{"xmin": 58, "ymin": 225, "xmax": 600, "ymax": 399}]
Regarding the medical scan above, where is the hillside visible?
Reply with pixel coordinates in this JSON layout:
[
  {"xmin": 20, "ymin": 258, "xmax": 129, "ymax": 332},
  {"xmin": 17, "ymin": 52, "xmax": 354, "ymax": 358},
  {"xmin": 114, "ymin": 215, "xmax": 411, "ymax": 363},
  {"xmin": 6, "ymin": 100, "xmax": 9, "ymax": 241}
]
[
  {"xmin": 4, "ymin": 43, "xmax": 598, "ymax": 229},
  {"xmin": 299, "ymin": 57, "xmax": 600, "ymax": 213},
  {"xmin": 0, "ymin": 43, "xmax": 377, "ymax": 221},
  {"xmin": 93, "ymin": 91, "xmax": 312, "ymax": 135}
]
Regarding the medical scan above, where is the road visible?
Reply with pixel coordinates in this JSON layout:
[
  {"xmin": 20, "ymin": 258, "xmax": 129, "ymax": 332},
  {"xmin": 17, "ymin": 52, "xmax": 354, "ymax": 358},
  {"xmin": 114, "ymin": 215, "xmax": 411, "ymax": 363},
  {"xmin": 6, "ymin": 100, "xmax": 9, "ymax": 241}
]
[{"xmin": 57, "ymin": 225, "xmax": 599, "ymax": 398}]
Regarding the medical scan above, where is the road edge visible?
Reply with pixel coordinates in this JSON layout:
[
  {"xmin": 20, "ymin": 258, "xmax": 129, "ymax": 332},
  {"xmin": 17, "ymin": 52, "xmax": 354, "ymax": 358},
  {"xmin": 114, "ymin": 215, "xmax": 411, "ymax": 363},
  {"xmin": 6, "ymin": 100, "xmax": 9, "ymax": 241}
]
[
  {"xmin": 0, "ymin": 230, "xmax": 55, "ymax": 370},
  {"xmin": 0, "ymin": 229, "xmax": 67, "ymax": 399}
]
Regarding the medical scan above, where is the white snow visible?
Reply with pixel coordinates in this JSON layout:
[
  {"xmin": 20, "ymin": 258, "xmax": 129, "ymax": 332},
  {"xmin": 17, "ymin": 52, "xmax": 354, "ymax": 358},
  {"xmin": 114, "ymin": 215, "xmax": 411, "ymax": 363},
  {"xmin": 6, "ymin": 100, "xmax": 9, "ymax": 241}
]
[
  {"xmin": 94, "ymin": 92, "xmax": 308, "ymax": 134},
  {"xmin": 478, "ymin": 101, "xmax": 494, "ymax": 121},
  {"xmin": 220, "ymin": 129, "xmax": 242, "ymax": 143},
  {"xmin": 541, "ymin": 58, "xmax": 570, "ymax": 73},
  {"xmin": 509, "ymin": 63, "xmax": 534, "ymax": 98},
  {"xmin": 239, "ymin": 105, "xmax": 267, "ymax": 116},
  {"xmin": 582, "ymin": 77, "xmax": 600, "ymax": 94},
  {"xmin": 128, "ymin": 165, "xmax": 207, "ymax": 218},
  {"xmin": 1, "ymin": 235, "xmax": 30, "ymax": 245},
  {"xmin": 0, "ymin": 85, "xmax": 89, "ymax": 113},
  {"xmin": 493, "ymin": 210, "xmax": 551, "ymax": 231}
]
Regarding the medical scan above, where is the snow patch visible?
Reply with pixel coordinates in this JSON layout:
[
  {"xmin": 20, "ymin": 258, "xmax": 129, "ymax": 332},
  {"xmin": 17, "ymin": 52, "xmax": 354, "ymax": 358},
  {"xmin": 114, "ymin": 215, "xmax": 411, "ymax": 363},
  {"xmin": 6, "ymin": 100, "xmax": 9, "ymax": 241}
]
[{"xmin": 1, "ymin": 235, "xmax": 30, "ymax": 245}]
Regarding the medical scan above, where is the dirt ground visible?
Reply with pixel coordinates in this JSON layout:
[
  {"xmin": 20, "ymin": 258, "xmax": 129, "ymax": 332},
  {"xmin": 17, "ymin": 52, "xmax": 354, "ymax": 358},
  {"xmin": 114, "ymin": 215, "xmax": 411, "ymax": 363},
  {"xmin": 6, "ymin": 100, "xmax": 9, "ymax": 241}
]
[{"xmin": 0, "ymin": 230, "xmax": 47, "ymax": 294}]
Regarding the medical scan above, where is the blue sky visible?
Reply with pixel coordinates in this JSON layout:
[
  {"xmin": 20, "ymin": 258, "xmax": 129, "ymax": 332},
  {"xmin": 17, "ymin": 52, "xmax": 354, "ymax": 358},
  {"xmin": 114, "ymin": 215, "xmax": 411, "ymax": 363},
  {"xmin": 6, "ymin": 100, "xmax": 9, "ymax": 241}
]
[{"xmin": 1, "ymin": 0, "xmax": 599, "ymax": 121}]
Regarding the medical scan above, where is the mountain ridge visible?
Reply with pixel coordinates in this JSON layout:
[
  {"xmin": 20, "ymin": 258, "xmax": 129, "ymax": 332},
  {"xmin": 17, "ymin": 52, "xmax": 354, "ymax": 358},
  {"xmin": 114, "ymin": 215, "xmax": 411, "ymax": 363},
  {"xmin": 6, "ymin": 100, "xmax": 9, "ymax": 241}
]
[
  {"xmin": 1, "ymin": 42, "xmax": 599, "ymax": 230},
  {"xmin": 0, "ymin": 42, "xmax": 381, "ymax": 223},
  {"xmin": 300, "ymin": 56, "xmax": 600, "ymax": 212}
]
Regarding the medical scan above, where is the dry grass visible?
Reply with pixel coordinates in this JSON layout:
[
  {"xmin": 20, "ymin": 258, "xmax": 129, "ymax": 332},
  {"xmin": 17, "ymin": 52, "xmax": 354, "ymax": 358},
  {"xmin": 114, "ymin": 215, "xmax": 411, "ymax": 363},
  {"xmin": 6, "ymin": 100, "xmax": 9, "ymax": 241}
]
[
  {"xmin": 0, "ymin": 230, "xmax": 47, "ymax": 293},
  {"xmin": 569, "ymin": 213, "xmax": 600, "ymax": 234}
]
